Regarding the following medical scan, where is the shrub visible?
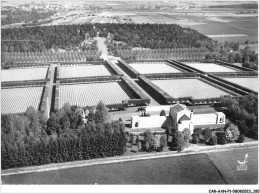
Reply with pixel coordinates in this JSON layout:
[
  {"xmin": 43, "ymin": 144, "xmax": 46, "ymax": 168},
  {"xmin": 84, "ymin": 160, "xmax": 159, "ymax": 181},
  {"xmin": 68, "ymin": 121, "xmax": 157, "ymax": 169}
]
[
  {"xmin": 192, "ymin": 134, "xmax": 199, "ymax": 144},
  {"xmin": 237, "ymin": 134, "xmax": 245, "ymax": 143},
  {"xmin": 95, "ymin": 101, "xmax": 111, "ymax": 124},
  {"xmin": 160, "ymin": 135, "xmax": 167, "ymax": 150},
  {"xmin": 136, "ymin": 135, "xmax": 140, "ymax": 144},
  {"xmin": 216, "ymin": 132, "xmax": 228, "ymax": 145},
  {"xmin": 144, "ymin": 129, "xmax": 153, "ymax": 145},
  {"xmin": 203, "ymin": 128, "xmax": 212, "ymax": 143},
  {"xmin": 224, "ymin": 123, "xmax": 240, "ymax": 142},
  {"xmin": 130, "ymin": 133, "xmax": 136, "ymax": 145},
  {"xmin": 172, "ymin": 131, "xmax": 185, "ymax": 152},
  {"xmin": 137, "ymin": 141, "xmax": 142, "ymax": 150},
  {"xmin": 125, "ymin": 131, "xmax": 130, "ymax": 143},
  {"xmin": 193, "ymin": 128, "xmax": 202, "ymax": 137},
  {"xmin": 160, "ymin": 109, "xmax": 166, "ymax": 116},
  {"xmin": 144, "ymin": 141, "xmax": 150, "ymax": 151},
  {"xmin": 218, "ymin": 136, "xmax": 227, "ymax": 145},
  {"xmin": 152, "ymin": 135, "xmax": 161, "ymax": 150},
  {"xmin": 208, "ymin": 136, "xmax": 218, "ymax": 145},
  {"xmin": 182, "ymin": 128, "xmax": 191, "ymax": 146}
]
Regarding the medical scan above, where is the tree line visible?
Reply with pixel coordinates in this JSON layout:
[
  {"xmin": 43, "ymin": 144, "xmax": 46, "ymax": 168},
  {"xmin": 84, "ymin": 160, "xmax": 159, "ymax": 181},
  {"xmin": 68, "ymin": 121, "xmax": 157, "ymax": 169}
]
[
  {"xmin": 205, "ymin": 46, "xmax": 258, "ymax": 70},
  {"xmin": 2, "ymin": 23, "xmax": 218, "ymax": 53},
  {"xmin": 1, "ymin": 101, "xmax": 126, "ymax": 170},
  {"xmin": 112, "ymin": 48, "xmax": 215, "ymax": 61},
  {"xmin": 218, "ymin": 93, "xmax": 258, "ymax": 140},
  {"xmin": 2, "ymin": 50, "xmax": 101, "ymax": 65}
]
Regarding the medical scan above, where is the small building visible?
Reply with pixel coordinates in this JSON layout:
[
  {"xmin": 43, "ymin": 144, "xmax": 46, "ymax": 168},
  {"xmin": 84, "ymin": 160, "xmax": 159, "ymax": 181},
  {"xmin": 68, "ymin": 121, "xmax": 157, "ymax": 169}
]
[
  {"xmin": 169, "ymin": 104, "xmax": 225, "ymax": 134},
  {"xmin": 131, "ymin": 104, "xmax": 226, "ymax": 134}
]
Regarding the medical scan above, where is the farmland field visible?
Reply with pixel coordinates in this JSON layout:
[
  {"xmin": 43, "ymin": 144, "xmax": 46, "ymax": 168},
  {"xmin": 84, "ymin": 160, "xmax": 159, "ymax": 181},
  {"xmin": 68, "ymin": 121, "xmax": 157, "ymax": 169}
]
[
  {"xmin": 190, "ymin": 17, "xmax": 258, "ymax": 43},
  {"xmin": 128, "ymin": 62, "xmax": 182, "ymax": 74},
  {"xmin": 151, "ymin": 78, "xmax": 230, "ymax": 99},
  {"xmin": 1, "ymin": 67, "xmax": 48, "ymax": 82},
  {"xmin": 223, "ymin": 77, "xmax": 258, "ymax": 92},
  {"xmin": 59, "ymin": 65, "xmax": 113, "ymax": 78},
  {"xmin": 59, "ymin": 82, "xmax": 135, "ymax": 108},
  {"xmin": 1, "ymin": 87, "xmax": 44, "ymax": 114},
  {"xmin": 184, "ymin": 62, "xmax": 239, "ymax": 73}
]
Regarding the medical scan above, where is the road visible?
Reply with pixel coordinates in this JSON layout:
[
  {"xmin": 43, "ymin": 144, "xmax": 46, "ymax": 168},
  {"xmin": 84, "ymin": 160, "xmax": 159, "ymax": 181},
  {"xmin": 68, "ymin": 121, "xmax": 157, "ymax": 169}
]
[
  {"xmin": 2, "ymin": 146, "xmax": 258, "ymax": 184},
  {"xmin": 94, "ymin": 36, "xmax": 160, "ymax": 106},
  {"xmin": 95, "ymin": 37, "xmax": 108, "ymax": 56},
  {"xmin": 45, "ymin": 64, "xmax": 56, "ymax": 116}
]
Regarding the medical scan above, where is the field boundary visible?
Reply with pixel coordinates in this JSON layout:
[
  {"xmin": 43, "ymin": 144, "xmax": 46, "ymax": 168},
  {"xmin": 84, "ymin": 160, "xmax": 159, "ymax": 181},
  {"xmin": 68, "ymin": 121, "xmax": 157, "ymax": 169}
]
[
  {"xmin": 138, "ymin": 75, "xmax": 174, "ymax": 104},
  {"xmin": 121, "ymin": 76, "xmax": 150, "ymax": 106},
  {"xmin": 117, "ymin": 59, "xmax": 140, "ymax": 78},
  {"xmin": 39, "ymin": 84, "xmax": 49, "ymax": 113},
  {"xmin": 143, "ymin": 72, "xmax": 198, "ymax": 79},
  {"xmin": 138, "ymin": 75, "xmax": 237, "ymax": 105},
  {"xmin": 1, "ymin": 142, "xmax": 257, "ymax": 176},
  {"xmin": 215, "ymin": 60, "xmax": 254, "ymax": 72},
  {"xmin": 207, "ymin": 74, "xmax": 257, "ymax": 95},
  {"xmin": 2, "ymin": 63, "xmax": 50, "ymax": 69},
  {"xmin": 105, "ymin": 60, "xmax": 124, "ymax": 76},
  {"xmin": 1, "ymin": 80, "xmax": 47, "ymax": 88}
]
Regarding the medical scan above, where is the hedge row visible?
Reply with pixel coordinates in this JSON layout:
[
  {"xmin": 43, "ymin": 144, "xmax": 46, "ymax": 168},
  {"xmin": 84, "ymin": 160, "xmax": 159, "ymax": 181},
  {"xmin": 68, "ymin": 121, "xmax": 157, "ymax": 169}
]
[
  {"xmin": 121, "ymin": 76, "xmax": 150, "ymax": 106},
  {"xmin": 2, "ymin": 63, "xmax": 50, "ymax": 69},
  {"xmin": 1, "ymin": 80, "xmax": 47, "ymax": 88},
  {"xmin": 169, "ymin": 60, "xmax": 205, "ymax": 74},
  {"xmin": 144, "ymin": 72, "xmax": 198, "ymax": 79},
  {"xmin": 105, "ymin": 60, "xmax": 124, "ymax": 76},
  {"xmin": 212, "ymin": 71, "xmax": 258, "ymax": 77},
  {"xmin": 39, "ymin": 85, "xmax": 49, "ymax": 115},
  {"xmin": 117, "ymin": 59, "xmax": 140, "ymax": 78},
  {"xmin": 215, "ymin": 60, "xmax": 253, "ymax": 72},
  {"xmin": 59, "ymin": 76, "xmax": 121, "ymax": 84},
  {"xmin": 138, "ymin": 75, "xmax": 173, "ymax": 104},
  {"xmin": 205, "ymin": 74, "xmax": 251, "ymax": 96}
]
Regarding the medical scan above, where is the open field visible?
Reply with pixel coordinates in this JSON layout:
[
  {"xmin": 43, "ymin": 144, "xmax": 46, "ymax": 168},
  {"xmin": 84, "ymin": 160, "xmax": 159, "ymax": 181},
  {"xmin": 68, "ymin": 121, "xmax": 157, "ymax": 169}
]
[
  {"xmin": 2, "ymin": 146, "xmax": 257, "ymax": 184},
  {"xmin": 59, "ymin": 82, "xmax": 135, "ymax": 108},
  {"xmin": 190, "ymin": 17, "xmax": 258, "ymax": 43},
  {"xmin": 59, "ymin": 65, "xmax": 113, "ymax": 79},
  {"xmin": 207, "ymin": 147, "xmax": 258, "ymax": 184},
  {"xmin": 223, "ymin": 77, "xmax": 258, "ymax": 92},
  {"xmin": 151, "ymin": 78, "xmax": 230, "ymax": 99},
  {"xmin": 128, "ymin": 62, "xmax": 182, "ymax": 74},
  {"xmin": 1, "ymin": 86, "xmax": 44, "ymax": 114},
  {"xmin": 1, "ymin": 67, "xmax": 48, "ymax": 82},
  {"xmin": 184, "ymin": 62, "xmax": 239, "ymax": 72}
]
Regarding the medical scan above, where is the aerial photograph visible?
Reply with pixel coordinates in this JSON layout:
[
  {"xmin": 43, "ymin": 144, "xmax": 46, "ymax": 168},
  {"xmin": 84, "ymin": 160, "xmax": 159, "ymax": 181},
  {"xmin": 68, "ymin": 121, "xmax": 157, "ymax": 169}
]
[{"xmin": 0, "ymin": 0, "xmax": 259, "ymax": 192}]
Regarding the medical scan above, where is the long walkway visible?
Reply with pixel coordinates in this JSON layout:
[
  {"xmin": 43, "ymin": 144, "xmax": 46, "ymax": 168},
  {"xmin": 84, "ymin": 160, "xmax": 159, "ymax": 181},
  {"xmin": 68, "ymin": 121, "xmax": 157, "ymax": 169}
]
[
  {"xmin": 95, "ymin": 37, "xmax": 108, "ymax": 56},
  {"xmin": 46, "ymin": 64, "xmax": 56, "ymax": 116}
]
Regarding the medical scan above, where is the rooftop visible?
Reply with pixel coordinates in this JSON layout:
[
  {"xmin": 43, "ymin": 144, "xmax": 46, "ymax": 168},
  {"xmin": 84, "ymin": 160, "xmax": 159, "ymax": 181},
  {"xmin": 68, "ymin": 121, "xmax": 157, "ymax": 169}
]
[{"xmin": 171, "ymin": 104, "xmax": 189, "ymax": 113}]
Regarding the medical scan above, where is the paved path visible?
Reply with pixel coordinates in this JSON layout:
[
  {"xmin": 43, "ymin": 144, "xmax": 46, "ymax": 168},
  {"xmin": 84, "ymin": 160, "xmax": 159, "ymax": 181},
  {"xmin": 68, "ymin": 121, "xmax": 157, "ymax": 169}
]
[
  {"xmin": 110, "ymin": 60, "xmax": 160, "ymax": 106},
  {"xmin": 46, "ymin": 64, "xmax": 56, "ymax": 116},
  {"xmin": 95, "ymin": 37, "xmax": 108, "ymax": 56}
]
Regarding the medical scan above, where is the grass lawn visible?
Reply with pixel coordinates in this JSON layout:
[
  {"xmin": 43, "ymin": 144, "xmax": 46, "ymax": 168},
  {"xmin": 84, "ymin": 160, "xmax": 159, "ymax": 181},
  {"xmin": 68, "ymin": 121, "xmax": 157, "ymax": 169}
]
[
  {"xmin": 206, "ymin": 147, "xmax": 258, "ymax": 184},
  {"xmin": 2, "ymin": 147, "xmax": 257, "ymax": 184}
]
